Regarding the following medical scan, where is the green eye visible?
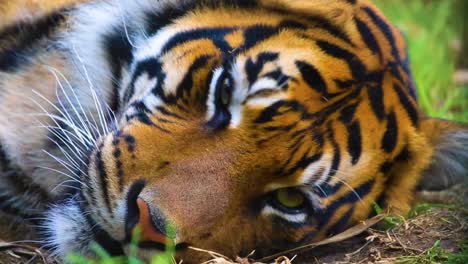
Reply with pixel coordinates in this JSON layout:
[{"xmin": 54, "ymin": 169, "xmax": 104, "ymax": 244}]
[
  {"xmin": 274, "ymin": 188, "xmax": 306, "ymax": 209},
  {"xmin": 220, "ymin": 77, "xmax": 231, "ymax": 106}
]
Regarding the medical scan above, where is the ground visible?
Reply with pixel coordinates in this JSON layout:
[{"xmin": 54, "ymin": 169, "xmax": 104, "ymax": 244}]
[{"xmin": 1, "ymin": 205, "xmax": 467, "ymax": 264}]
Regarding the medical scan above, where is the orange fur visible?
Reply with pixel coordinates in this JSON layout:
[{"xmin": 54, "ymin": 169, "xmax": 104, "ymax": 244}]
[{"xmin": 0, "ymin": 0, "xmax": 466, "ymax": 262}]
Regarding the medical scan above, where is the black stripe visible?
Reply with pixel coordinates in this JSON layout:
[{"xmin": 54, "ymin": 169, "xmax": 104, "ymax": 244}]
[
  {"xmin": 126, "ymin": 110, "xmax": 171, "ymax": 132},
  {"xmin": 367, "ymin": 83, "xmax": 385, "ymax": 121},
  {"xmin": 316, "ymin": 41, "xmax": 367, "ymax": 80},
  {"xmin": 103, "ymin": 29, "xmax": 134, "ymax": 111},
  {"xmin": 245, "ymin": 52, "xmax": 279, "ymax": 86},
  {"xmin": 160, "ymin": 22, "xmax": 305, "ymax": 58},
  {"xmin": 155, "ymin": 106, "xmax": 184, "ymax": 120},
  {"xmin": 240, "ymin": 23, "xmax": 304, "ymax": 52},
  {"xmin": 160, "ymin": 27, "xmax": 235, "ymax": 55},
  {"xmin": 307, "ymin": 15, "xmax": 353, "ymax": 45},
  {"xmin": 339, "ymin": 102, "xmax": 359, "ymax": 124},
  {"xmin": 395, "ymin": 145, "xmax": 411, "ymax": 162},
  {"xmin": 308, "ymin": 88, "xmax": 362, "ymax": 125},
  {"xmin": 125, "ymin": 58, "xmax": 162, "ymax": 103},
  {"xmin": 0, "ymin": 10, "xmax": 67, "ymax": 72},
  {"xmin": 0, "ymin": 142, "xmax": 10, "ymax": 171},
  {"xmin": 255, "ymin": 100, "xmax": 302, "ymax": 124},
  {"xmin": 116, "ymin": 160, "xmax": 124, "ymax": 193},
  {"xmin": 381, "ymin": 111, "xmax": 398, "ymax": 153},
  {"xmin": 380, "ymin": 161, "xmax": 393, "ymax": 173},
  {"xmin": 317, "ymin": 179, "xmax": 375, "ymax": 229},
  {"xmin": 176, "ymin": 55, "xmax": 212, "ymax": 98},
  {"xmin": 144, "ymin": 0, "xmax": 258, "ymax": 35},
  {"xmin": 347, "ymin": 121, "xmax": 362, "ymax": 165},
  {"xmin": 296, "ymin": 60, "xmax": 329, "ymax": 96},
  {"xmin": 255, "ymin": 84, "xmax": 362, "ymax": 127},
  {"xmin": 125, "ymin": 179, "xmax": 146, "ymax": 241},
  {"xmin": 355, "ymin": 18, "xmax": 383, "ymax": 62},
  {"xmin": 262, "ymin": 69, "xmax": 292, "ymax": 90},
  {"xmin": 95, "ymin": 146, "xmax": 113, "ymax": 215},
  {"xmin": 362, "ymin": 7, "xmax": 399, "ymax": 61},
  {"xmin": 111, "ymin": 134, "xmax": 124, "ymax": 193},
  {"xmin": 123, "ymin": 135, "xmax": 136, "ymax": 153},
  {"xmin": 144, "ymin": 2, "xmax": 197, "ymax": 35},
  {"xmin": 389, "ymin": 63, "xmax": 404, "ymax": 83},
  {"xmin": 329, "ymin": 205, "xmax": 355, "ymax": 235},
  {"xmin": 327, "ymin": 124, "xmax": 341, "ymax": 178},
  {"xmin": 393, "ymin": 84, "xmax": 418, "ymax": 126},
  {"xmin": 283, "ymin": 152, "xmax": 323, "ymax": 177}
]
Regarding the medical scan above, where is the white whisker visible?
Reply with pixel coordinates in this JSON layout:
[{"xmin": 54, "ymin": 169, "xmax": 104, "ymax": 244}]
[
  {"xmin": 71, "ymin": 43, "xmax": 110, "ymax": 137},
  {"xmin": 116, "ymin": 0, "xmax": 140, "ymax": 49},
  {"xmin": 30, "ymin": 91, "xmax": 94, "ymax": 146},
  {"xmin": 38, "ymin": 124, "xmax": 89, "ymax": 156},
  {"xmin": 36, "ymin": 165, "xmax": 87, "ymax": 190},
  {"xmin": 327, "ymin": 170, "xmax": 363, "ymax": 202},
  {"xmin": 51, "ymin": 180, "xmax": 82, "ymax": 193},
  {"xmin": 45, "ymin": 136, "xmax": 87, "ymax": 173},
  {"xmin": 46, "ymin": 66, "xmax": 100, "ymax": 142},
  {"xmin": 41, "ymin": 151, "xmax": 81, "ymax": 178}
]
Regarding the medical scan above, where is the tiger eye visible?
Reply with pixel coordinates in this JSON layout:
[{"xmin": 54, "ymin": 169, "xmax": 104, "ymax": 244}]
[
  {"xmin": 275, "ymin": 188, "xmax": 306, "ymax": 209},
  {"xmin": 220, "ymin": 78, "xmax": 231, "ymax": 106}
]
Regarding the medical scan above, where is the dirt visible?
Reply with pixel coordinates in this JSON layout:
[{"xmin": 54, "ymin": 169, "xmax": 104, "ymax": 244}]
[
  {"xmin": 294, "ymin": 207, "xmax": 468, "ymax": 263},
  {"xmin": 1, "ymin": 206, "xmax": 466, "ymax": 264}
]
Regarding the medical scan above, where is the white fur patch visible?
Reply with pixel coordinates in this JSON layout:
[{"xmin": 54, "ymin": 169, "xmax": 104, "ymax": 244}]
[
  {"xmin": 206, "ymin": 67, "xmax": 224, "ymax": 120},
  {"xmin": 300, "ymin": 155, "xmax": 332, "ymax": 186},
  {"xmin": 245, "ymin": 95, "xmax": 286, "ymax": 107},
  {"xmin": 227, "ymin": 58, "xmax": 249, "ymax": 128},
  {"xmin": 249, "ymin": 78, "xmax": 280, "ymax": 94},
  {"xmin": 131, "ymin": 73, "xmax": 158, "ymax": 102},
  {"xmin": 43, "ymin": 199, "xmax": 93, "ymax": 259},
  {"xmin": 262, "ymin": 205, "xmax": 307, "ymax": 223},
  {"xmin": 143, "ymin": 92, "xmax": 163, "ymax": 110}
]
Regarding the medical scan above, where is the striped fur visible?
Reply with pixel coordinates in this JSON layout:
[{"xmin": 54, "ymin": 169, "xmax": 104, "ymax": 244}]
[{"xmin": 0, "ymin": 0, "xmax": 466, "ymax": 262}]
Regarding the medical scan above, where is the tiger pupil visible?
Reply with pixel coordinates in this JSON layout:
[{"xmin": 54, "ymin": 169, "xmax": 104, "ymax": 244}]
[
  {"xmin": 220, "ymin": 78, "xmax": 231, "ymax": 106},
  {"xmin": 275, "ymin": 189, "xmax": 306, "ymax": 208}
]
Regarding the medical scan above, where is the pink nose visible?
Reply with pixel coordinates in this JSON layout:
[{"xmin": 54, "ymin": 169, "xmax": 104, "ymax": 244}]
[
  {"xmin": 134, "ymin": 198, "xmax": 169, "ymax": 244},
  {"xmin": 125, "ymin": 180, "xmax": 172, "ymax": 246}
]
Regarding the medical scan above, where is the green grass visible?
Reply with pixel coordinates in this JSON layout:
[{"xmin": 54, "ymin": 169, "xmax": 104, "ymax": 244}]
[
  {"xmin": 397, "ymin": 240, "xmax": 468, "ymax": 264},
  {"xmin": 374, "ymin": 0, "xmax": 468, "ymax": 122},
  {"xmin": 67, "ymin": 226, "xmax": 175, "ymax": 264}
]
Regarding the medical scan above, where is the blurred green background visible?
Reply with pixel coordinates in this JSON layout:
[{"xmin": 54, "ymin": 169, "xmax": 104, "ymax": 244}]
[{"xmin": 374, "ymin": 0, "xmax": 468, "ymax": 122}]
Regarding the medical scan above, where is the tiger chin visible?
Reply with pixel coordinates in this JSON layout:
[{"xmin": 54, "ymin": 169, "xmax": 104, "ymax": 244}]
[{"xmin": 0, "ymin": 0, "xmax": 467, "ymax": 262}]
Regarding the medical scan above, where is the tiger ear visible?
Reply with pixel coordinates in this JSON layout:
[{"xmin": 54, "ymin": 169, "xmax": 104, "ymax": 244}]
[
  {"xmin": 417, "ymin": 118, "xmax": 468, "ymax": 201},
  {"xmin": 257, "ymin": 0, "xmax": 355, "ymax": 26}
]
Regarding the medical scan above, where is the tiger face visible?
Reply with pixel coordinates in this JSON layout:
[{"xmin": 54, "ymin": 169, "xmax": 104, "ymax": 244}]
[{"xmin": 6, "ymin": 0, "xmax": 460, "ymax": 262}]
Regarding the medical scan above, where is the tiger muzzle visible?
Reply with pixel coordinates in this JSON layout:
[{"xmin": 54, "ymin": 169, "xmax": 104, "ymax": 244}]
[{"xmin": 124, "ymin": 180, "xmax": 176, "ymax": 250}]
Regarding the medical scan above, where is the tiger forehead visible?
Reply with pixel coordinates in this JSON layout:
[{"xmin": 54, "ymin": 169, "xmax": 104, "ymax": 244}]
[
  {"xmin": 173, "ymin": 6, "xmax": 302, "ymax": 28},
  {"xmin": 135, "ymin": 4, "xmax": 325, "ymax": 62}
]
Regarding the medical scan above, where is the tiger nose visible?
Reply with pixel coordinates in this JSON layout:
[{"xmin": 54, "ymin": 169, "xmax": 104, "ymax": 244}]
[{"xmin": 125, "ymin": 180, "xmax": 169, "ymax": 245}]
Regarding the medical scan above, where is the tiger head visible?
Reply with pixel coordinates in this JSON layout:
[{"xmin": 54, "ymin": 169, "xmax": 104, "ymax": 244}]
[{"xmin": 44, "ymin": 0, "xmax": 468, "ymax": 262}]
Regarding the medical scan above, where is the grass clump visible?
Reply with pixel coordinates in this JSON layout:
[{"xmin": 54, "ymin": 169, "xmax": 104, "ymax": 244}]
[
  {"xmin": 398, "ymin": 240, "xmax": 468, "ymax": 264},
  {"xmin": 66, "ymin": 226, "xmax": 175, "ymax": 264}
]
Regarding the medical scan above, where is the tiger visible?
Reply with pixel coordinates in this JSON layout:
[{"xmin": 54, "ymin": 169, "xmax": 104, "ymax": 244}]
[{"xmin": 0, "ymin": 0, "xmax": 467, "ymax": 262}]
